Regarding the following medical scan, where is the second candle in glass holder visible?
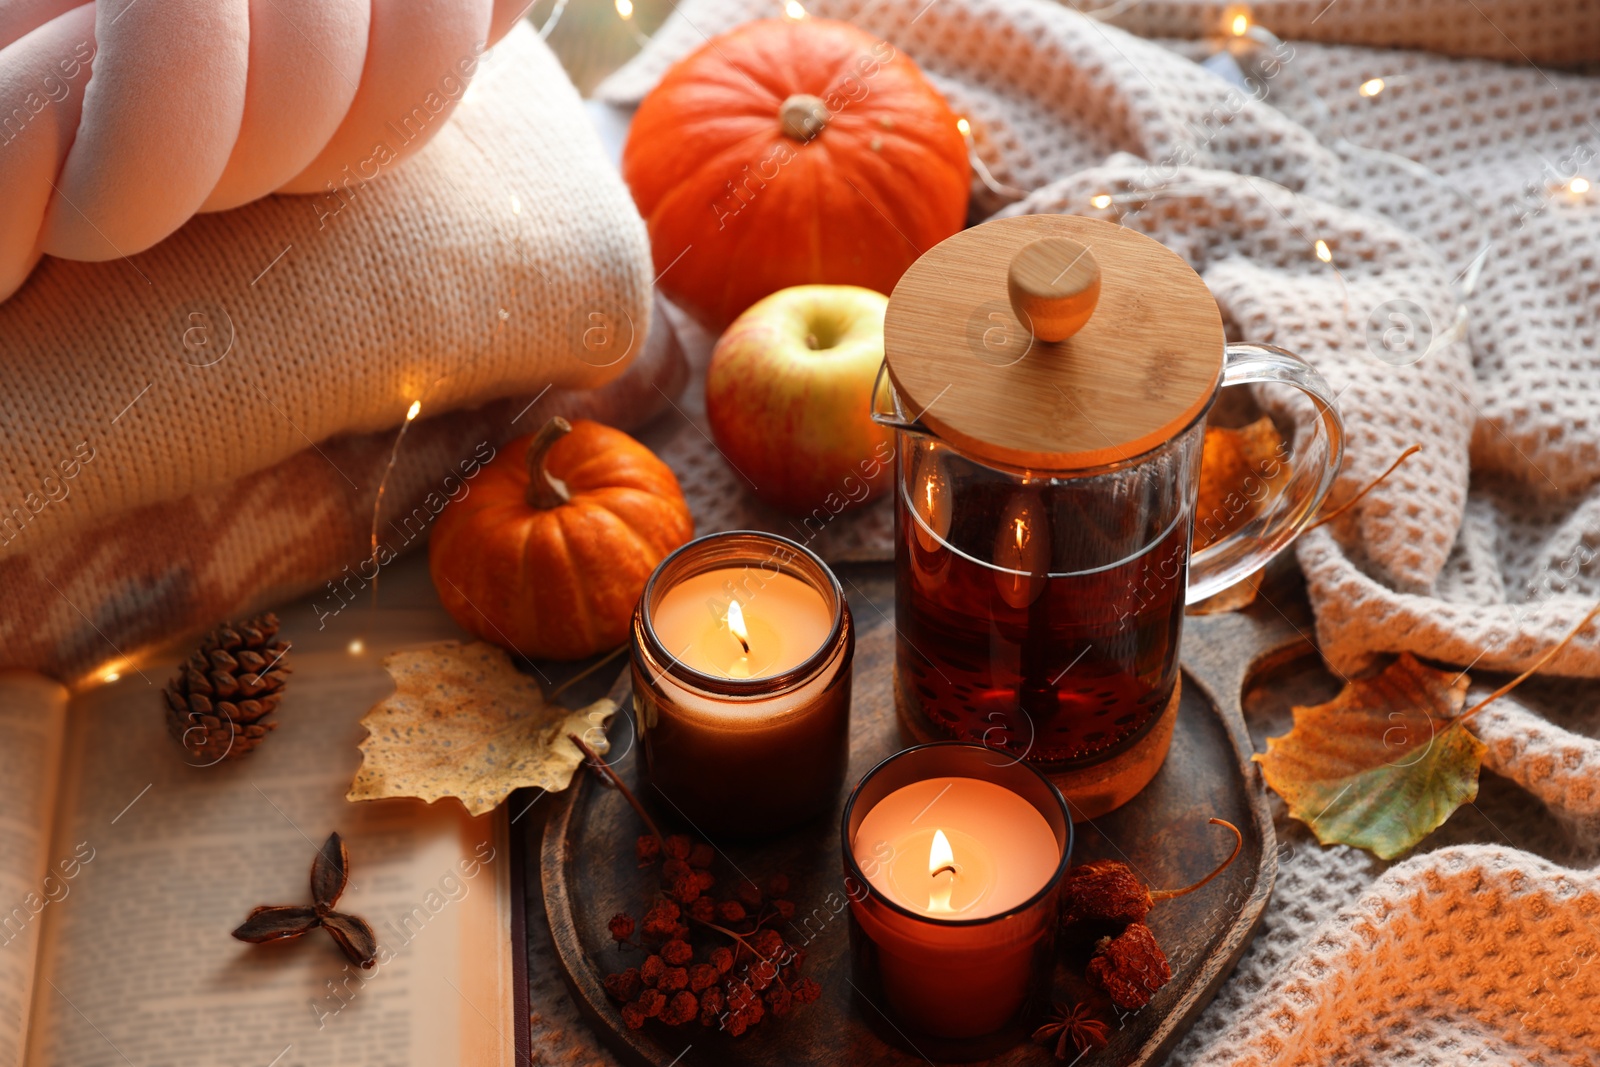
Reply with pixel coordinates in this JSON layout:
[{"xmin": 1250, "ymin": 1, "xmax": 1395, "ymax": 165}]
[
  {"xmin": 631, "ymin": 531, "xmax": 853, "ymax": 839},
  {"xmin": 843, "ymin": 742, "xmax": 1072, "ymax": 1057}
]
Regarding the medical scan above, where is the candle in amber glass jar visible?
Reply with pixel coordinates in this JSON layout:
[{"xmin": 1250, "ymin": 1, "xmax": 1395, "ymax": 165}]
[
  {"xmin": 843, "ymin": 743, "xmax": 1071, "ymax": 1057},
  {"xmin": 632, "ymin": 532, "xmax": 853, "ymax": 838}
]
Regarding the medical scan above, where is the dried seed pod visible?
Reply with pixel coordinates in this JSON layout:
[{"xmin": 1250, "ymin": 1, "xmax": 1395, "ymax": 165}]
[
  {"xmin": 1060, "ymin": 819, "xmax": 1242, "ymax": 938},
  {"xmin": 1087, "ymin": 923, "xmax": 1172, "ymax": 1010},
  {"xmin": 322, "ymin": 911, "xmax": 379, "ymax": 969},
  {"xmin": 311, "ymin": 833, "xmax": 350, "ymax": 909},
  {"xmin": 232, "ymin": 832, "xmax": 377, "ymax": 969},
  {"xmin": 231, "ymin": 905, "xmax": 318, "ymax": 943}
]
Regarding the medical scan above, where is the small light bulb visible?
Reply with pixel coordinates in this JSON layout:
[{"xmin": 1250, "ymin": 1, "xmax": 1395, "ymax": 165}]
[
  {"xmin": 103, "ymin": 669, "xmax": 121, "ymax": 683},
  {"xmin": 784, "ymin": 0, "xmax": 806, "ymax": 19},
  {"xmin": 348, "ymin": 639, "xmax": 365, "ymax": 655},
  {"xmin": 1090, "ymin": 193, "xmax": 1112, "ymax": 209},
  {"xmin": 1572, "ymin": 176, "xmax": 1592, "ymax": 195},
  {"xmin": 405, "ymin": 400, "xmax": 421, "ymax": 421},
  {"xmin": 510, "ymin": 194, "xmax": 522, "ymax": 216},
  {"xmin": 1231, "ymin": 13, "xmax": 1249, "ymax": 35},
  {"xmin": 1314, "ymin": 240, "xmax": 1332, "ymax": 263},
  {"xmin": 615, "ymin": 0, "xmax": 633, "ymax": 18},
  {"xmin": 1359, "ymin": 78, "xmax": 1385, "ymax": 97},
  {"xmin": 956, "ymin": 117, "xmax": 971, "ymax": 137}
]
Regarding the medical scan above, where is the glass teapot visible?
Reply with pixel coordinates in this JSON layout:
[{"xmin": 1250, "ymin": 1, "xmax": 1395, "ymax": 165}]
[{"xmin": 871, "ymin": 215, "xmax": 1344, "ymax": 816}]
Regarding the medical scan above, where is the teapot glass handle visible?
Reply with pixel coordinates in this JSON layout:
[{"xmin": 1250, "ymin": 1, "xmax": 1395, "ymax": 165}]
[{"xmin": 1186, "ymin": 343, "xmax": 1346, "ymax": 604}]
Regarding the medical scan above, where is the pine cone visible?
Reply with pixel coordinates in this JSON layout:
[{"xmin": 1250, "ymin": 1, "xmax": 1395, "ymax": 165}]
[{"xmin": 163, "ymin": 613, "xmax": 291, "ymax": 761}]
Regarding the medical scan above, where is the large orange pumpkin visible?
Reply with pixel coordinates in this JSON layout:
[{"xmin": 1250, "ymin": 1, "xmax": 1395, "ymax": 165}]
[
  {"xmin": 429, "ymin": 418, "xmax": 694, "ymax": 660},
  {"xmin": 622, "ymin": 18, "xmax": 971, "ymax": 329}
]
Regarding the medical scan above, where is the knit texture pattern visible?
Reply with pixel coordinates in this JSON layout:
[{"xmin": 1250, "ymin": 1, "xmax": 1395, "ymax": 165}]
[
  {"xmin": 595, "ymin": 1, "xmax": 1600, "ymax": 1062},
  {"xmin": 0, "ymin": 22, "xmax": 665, "ymax": 682}
]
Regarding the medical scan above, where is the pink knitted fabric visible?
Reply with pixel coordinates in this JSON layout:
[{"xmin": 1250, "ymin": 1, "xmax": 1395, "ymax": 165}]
[{"xmin": 0, "ymin": 0, "xmax": 531, "ymax": 300}]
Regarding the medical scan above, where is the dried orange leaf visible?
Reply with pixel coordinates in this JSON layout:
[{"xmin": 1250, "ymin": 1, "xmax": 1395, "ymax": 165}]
[
  {"xmin": 1253, "ymin": 654, "xmax": 1484, "ymax": 860},
  {"xmin": 348, "ymin": 641, "xmax": 615, "ymax": 816},
  {"xmin": 1194, "ymin": 416, "xmax": 1288, "ymax": 552}
]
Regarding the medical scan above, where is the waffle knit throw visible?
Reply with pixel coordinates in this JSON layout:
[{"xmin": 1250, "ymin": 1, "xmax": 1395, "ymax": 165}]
[
  {"xmin": 0, "ymin": 21, "xmax": 674, "ymax": 683},
  {"xmin": 575, "ymin": 1, "xmax": 1600, "ymax": 1063}
]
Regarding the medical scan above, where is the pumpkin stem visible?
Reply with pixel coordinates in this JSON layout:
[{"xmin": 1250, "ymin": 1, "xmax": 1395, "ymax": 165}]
[
  {"xmin": 526, "ymin": 417, "xmax": 573, "ymax": 509},
  {"xmin": 779, "ymin": 94, "xmax": 830, "ymax": 142}
]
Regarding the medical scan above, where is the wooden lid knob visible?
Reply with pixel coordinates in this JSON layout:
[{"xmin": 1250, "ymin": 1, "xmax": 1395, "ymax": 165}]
[{"xmin": 1007, "ymin": 237, "xmax": 1101, "ymax": 342}]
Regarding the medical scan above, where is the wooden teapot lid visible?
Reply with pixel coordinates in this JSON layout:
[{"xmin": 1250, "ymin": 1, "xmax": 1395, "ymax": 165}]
[{"xmin": 882, "ymin": 215, "xmax": 1224, "ymax": 471}]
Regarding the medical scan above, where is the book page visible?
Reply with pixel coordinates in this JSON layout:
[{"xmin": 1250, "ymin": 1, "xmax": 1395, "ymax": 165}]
[
  {"xmin": 24, "ymin": 634, "xmax": 517, "ymax": 1067},
  {"xmin": 0, "ymin": 673, "xmax": 68, "ymax": 1067}
]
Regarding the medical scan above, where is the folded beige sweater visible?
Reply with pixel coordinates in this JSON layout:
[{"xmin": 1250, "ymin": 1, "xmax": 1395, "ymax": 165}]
[
  {"xmin": 0, "ymin": 21, "xmax": 664, "ymax": 682},
  {"xmin": 0, "ymin": 21, "xmax": 651, "ymax": 555}
]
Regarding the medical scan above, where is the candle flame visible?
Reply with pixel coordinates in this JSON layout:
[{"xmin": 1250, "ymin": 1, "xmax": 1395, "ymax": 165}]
[
  {"xmin": 726, "ymin": 599, "xmax": 750, "ymax": 654},
  {"xmin": 928, "ymin": 829, "xmax": 956, "ymax": 913},
  {"xmin": 1230, "ymin": 12, "xmax": 1249, "ymax": 35},
  {"xmin": 1014, "ymin": 515, "xmax": 1027, "ymax": 550}
]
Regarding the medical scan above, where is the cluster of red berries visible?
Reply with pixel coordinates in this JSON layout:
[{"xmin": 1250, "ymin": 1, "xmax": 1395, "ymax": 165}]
[{"xmin": 603, "ymin": 834, "xmax": 821, "ymax": 1035}]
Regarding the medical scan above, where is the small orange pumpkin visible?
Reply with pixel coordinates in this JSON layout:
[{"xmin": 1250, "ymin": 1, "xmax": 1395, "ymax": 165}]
[
  {"xmin": 430, "ymin": 418, "xmax": 694, "ymax": 660},
  {"xmin": 622, "ymin": 18, "xmax": 971, "ymax": 329}
]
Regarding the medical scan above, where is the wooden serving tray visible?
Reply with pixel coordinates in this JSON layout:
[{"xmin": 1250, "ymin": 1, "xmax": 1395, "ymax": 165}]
[{"xmin": 542, "ymin": 563, "xmax": 1305, "ymax": 1065}]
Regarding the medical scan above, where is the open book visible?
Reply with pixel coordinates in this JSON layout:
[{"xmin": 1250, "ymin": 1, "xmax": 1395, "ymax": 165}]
[{"xmin": 0, "ymin": 586, "xmax": 527, "ymax": 1067}]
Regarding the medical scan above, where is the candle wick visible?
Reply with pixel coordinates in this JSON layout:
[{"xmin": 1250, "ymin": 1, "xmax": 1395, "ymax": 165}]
[
  {"xmin": 931, "ymin": 863, "xmax": 959, "ymax": 879},
  {"xmin": 736, "ymin": 635, "xmax": 750, "ymax": 654}
]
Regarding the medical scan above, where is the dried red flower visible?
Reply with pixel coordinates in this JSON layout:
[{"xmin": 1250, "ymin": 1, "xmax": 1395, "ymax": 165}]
[
  {"xmin": 1087, "ymin": 923, "xmax": 1172, "ymax": 1010},
  {"xmin": 1060, "ymin": 820, "xmax": 1242, "ymax": 938},
  {"xmin": 595, "ymin": 785, "xmax": 820, "ymax": 1038},
  {"xmin": 660, "ymin": 990, "xmax": 699, "ymax": 1026},
  {"xmin": 640, "ymin": 954, "xmax": 666, "ymax": 987},
  {"xmin": 635, "ymin": 835, "xmax": 660, "ymax": 866},
  {"xmin": 699, "ymin": 984, "xmax": 725, "ymax": 1024},
  {"xmin": 608, "ymin": 913, "xmax": 636, "ymax": 943},
  {"xmin": 636, "ymin": 988, "xmax": 667, "ymax": 1018},
  {"xmin": 603, "ymin": 967, "xmax": 641, "ymax": 1003}
]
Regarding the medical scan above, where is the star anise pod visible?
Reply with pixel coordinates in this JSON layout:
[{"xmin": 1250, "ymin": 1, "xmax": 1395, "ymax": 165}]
[
  {"xmin": 1033, "ymin": 1000, "xmax": 1110, "ymax": 1059},
  {"xmin": 1060, "ymin": 819, "xmax": 1241, "ymax": 938},
  {"xmin": 1087, "ymin": 923, "xmax": 1171, "ymax": 1010},
  {"xmin": 232, "ymin": 832, "xmax": 378, "ymax": 968}
]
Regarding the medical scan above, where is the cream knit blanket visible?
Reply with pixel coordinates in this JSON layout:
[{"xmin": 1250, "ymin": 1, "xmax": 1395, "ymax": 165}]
[{"xmin": 588, "ymin": 1, "xmax": 1600, "ymax": 1062}]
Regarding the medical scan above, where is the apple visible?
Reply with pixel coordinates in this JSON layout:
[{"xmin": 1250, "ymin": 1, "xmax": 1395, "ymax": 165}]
[{"xmin": 706, "ymin": 285, "xmax": 896, "ymax": 519}]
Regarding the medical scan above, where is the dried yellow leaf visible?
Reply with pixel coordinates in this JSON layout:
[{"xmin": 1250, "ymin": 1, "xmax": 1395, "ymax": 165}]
[{"xmin": 347, "ymin": 641, "xmax": 615, "ymax": 816}]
